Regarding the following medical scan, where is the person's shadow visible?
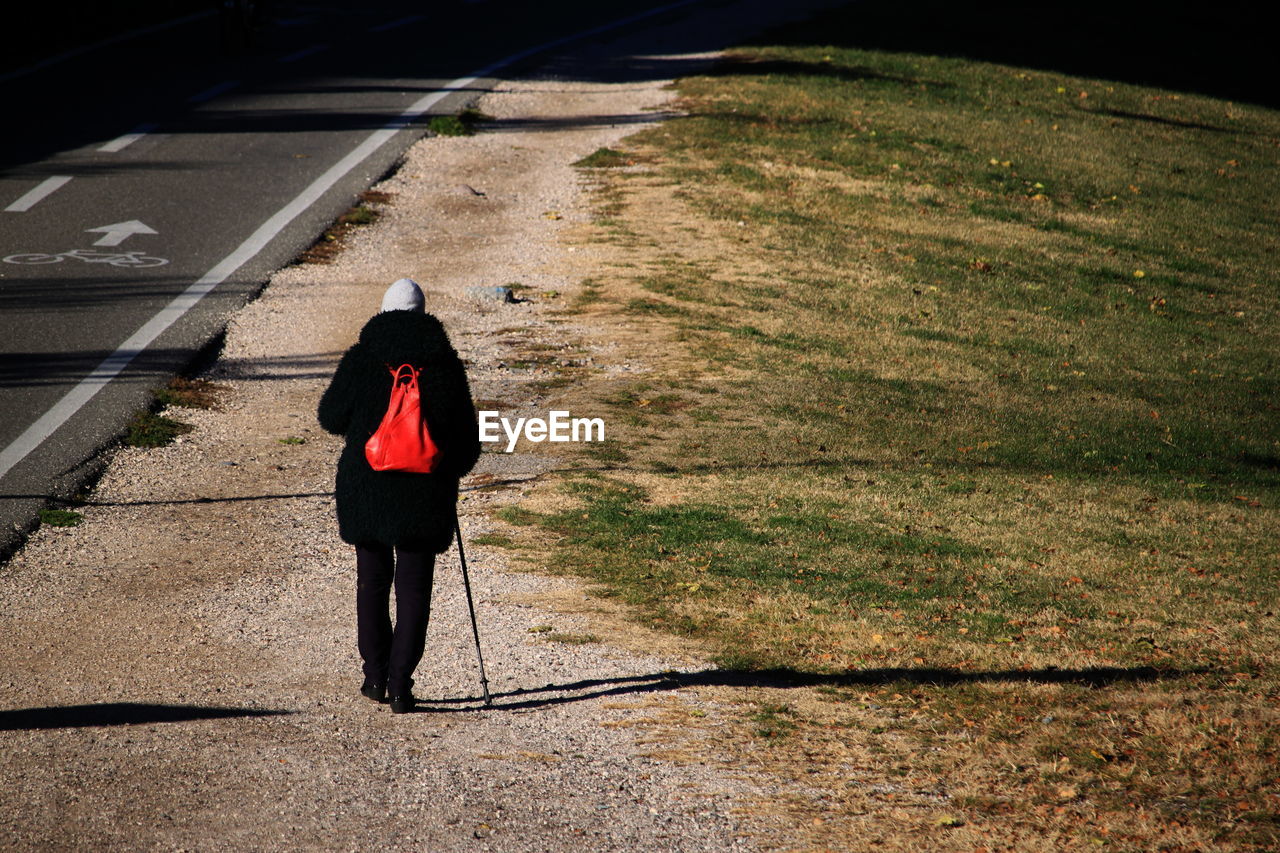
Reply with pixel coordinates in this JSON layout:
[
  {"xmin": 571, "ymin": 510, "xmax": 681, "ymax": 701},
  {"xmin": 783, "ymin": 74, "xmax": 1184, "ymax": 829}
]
[
  {"xmin": 0, "ymin": 702, "xmax": 291, "ymax": 731},
  {"xmin": 1, "ymin": 666, "xmax": 1198, "ymax": 722},
  {"xmin": 408, "ymin": 663, "xmax": 1193, "ymax": 713}
]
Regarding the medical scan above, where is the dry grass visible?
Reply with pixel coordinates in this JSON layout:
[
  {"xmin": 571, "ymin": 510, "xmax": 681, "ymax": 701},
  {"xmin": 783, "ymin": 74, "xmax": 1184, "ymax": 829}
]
[
  {"xmin": 296, "ymin": 191, "xmax": 393, "ymax": 265},
  {"xmin": 154, "ymin": 377, "xmax": 226, "ymax": 410}
]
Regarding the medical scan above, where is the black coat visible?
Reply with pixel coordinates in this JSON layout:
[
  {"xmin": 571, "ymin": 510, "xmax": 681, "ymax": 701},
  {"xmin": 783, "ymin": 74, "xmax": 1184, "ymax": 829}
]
[{"xmin": 317, "ymin": 311, "xmax": 480, "ymax": 551}]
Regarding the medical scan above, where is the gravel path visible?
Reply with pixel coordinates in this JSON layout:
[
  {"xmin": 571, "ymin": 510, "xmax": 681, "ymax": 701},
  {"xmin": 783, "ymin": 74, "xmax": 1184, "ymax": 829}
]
[{"xmin": 0, "ymin": 5, "xmax": 849, "ymax": 850}]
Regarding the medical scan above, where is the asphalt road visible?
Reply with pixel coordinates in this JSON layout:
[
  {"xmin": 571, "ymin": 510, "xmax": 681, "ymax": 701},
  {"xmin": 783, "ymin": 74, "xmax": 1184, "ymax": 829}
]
[{"xmin": 0, "ymin": 0, "xmax": 728, "ymax": 558}]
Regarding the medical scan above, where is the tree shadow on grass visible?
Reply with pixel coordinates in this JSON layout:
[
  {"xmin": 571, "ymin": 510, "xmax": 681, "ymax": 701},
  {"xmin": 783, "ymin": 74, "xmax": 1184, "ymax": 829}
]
[
  {"xmin": 1076, "ymin": 105, "xmax": 1258, "ymax": 135},
  {"xmin": 411, "ymin": 664, "xmax": 1195, "ymax": 713},
  {"xmin": 0, "ymin": 702, "xmax": 292, "ymax": 731},
  {"xmin": 698, "ymin": 56, "xmax": 947, "ymax": 90},
  {"xmin": 759, "ymin": 1, "xmax": 1279, "ymax": 109}
]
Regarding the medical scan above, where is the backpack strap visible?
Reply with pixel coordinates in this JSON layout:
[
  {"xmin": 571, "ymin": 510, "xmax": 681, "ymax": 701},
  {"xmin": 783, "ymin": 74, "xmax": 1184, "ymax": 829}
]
[{"xmin": 388, "ymin": 363, "xmax": 420, "ymax": 385}]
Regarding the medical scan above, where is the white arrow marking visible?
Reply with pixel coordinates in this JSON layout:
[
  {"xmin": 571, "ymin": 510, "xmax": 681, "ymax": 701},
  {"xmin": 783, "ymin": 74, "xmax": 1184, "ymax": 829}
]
[{"xmin": 87, "ymin": 220, "xmax": 158, "ymax": 247}]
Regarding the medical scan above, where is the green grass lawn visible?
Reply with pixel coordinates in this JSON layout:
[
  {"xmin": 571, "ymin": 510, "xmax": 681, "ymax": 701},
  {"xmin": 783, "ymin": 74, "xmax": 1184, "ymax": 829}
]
[{"xmin": 495, "ymin": 3, "xmax": 1279, "ymax": 848}]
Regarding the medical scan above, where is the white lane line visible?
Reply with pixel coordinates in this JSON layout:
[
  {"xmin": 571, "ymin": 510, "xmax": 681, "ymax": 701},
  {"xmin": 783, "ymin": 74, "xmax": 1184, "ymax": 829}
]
[
  {"xmin": 4, "ymin": 176, "xmax": 73, "ymax": 213},
  {"xmin": 0, "ymin": 0, "xmax": 703, "ymax": 481},
  {"xmin": 188, "ymin": 80, "xmax": 240, "ymax": 104},
  {"xmin": 278, "ymin": 44, "xmax": 329, "ymax": 64},
  {"xmin": 368, "ymin": 14, "xmax": 425, "ymax": 33},
  {"xmin": 98, "ymin": 122, "xmax": 158, "ymax": 153}
]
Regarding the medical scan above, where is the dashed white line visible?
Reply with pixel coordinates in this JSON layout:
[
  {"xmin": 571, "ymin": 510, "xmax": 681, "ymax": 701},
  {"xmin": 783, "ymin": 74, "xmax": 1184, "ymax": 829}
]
[
  {"xmin": 368, "ymin": 14, "xmax": 424, "ymax": 33},
  {"xmin": 188, "ymin": 80, "xmax": 240, "ymax": 104},
  {"xmin": 278, "ymin": 44, "xmax": 329, "ymax": 63},
  {"xmin": 98, "ymin": 122, "xmax": 158, "ymax": 153},
  {"xmin": 4, "ymin": 176, "xmax": 73, "ymax": 213}
]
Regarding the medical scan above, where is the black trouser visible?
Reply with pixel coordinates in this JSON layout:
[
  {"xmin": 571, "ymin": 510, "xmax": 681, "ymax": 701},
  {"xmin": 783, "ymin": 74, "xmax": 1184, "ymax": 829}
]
[{"xmin": 355, "ymin": 543, "xmax": 436, "ymax": 695}]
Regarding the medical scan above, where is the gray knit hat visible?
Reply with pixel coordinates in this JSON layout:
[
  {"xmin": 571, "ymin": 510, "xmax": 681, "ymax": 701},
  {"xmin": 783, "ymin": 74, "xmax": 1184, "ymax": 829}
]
[{"xmin": 380, "ymin": 277, "xmax": 425, "ymax": 313}]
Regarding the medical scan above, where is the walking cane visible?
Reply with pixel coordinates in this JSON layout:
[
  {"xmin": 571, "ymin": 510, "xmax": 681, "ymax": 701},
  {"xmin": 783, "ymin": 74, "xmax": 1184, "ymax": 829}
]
[{"xmin": 454, "ymin": 511, "xmax": 492, "ymax": 707}]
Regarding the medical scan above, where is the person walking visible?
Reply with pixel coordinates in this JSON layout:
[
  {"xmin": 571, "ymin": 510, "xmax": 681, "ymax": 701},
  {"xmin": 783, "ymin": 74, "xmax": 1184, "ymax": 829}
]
[{"xmin": 318, "ymin": 278, "xmax": 481, "ymax": 713}]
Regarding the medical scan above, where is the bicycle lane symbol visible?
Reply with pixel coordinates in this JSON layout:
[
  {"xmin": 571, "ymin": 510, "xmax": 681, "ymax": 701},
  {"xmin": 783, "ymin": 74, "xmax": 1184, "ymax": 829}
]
[
  {"xmin": 2, "ymin": 221, "xmax": 167, "ymax": 267},
  {"xmin": 2, "ymin": 249, "xmax": 169, "ymax": 268}
]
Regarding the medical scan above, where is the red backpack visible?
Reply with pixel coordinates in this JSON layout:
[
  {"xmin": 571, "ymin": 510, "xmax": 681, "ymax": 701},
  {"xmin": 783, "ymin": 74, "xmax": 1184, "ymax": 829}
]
[{"xmin": 364, "ymin": 364, "xmax": 440, "ymax": 473}]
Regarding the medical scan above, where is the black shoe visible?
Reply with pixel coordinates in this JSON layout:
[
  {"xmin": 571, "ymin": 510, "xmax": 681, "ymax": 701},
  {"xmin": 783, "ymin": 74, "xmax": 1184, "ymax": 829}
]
[
  {"xmin": 360, "ymin": 681, "xmax": 387, "ymax": 703},
  {"xmin": 388, "ymin": 691, "xmax": 416, "ymax": 714}
]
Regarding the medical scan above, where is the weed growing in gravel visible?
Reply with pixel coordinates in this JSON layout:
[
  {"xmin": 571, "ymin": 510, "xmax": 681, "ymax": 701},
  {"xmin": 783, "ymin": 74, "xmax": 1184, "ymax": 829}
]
[
  {"xmin": 124, "ymin": 411, "xmax": 193, "ymax": 448},
  {"xmin": 428, "ymin": 115, "xmax": 469, "ymax": 137},
  {"xmin": 298, "ymin": 190, "xmax": 392, "ymax": 264},
  {"xmin": 428, "ymin": 108, "xmax": 488, "ymax": 137},
  {"xmin": 154, "ymin": 377, "xmax": 225, "ymax": 410},
  {"xmin": 574, "ymin": 147, "xmax": 634, "ymax": 168},
  {"xmin": 38, "ymin": 509, "xmax": 83, "ymax": 528},
  {"xmin": 543, "ymin": 632, "xmax": 601, "ymax": 645}
]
